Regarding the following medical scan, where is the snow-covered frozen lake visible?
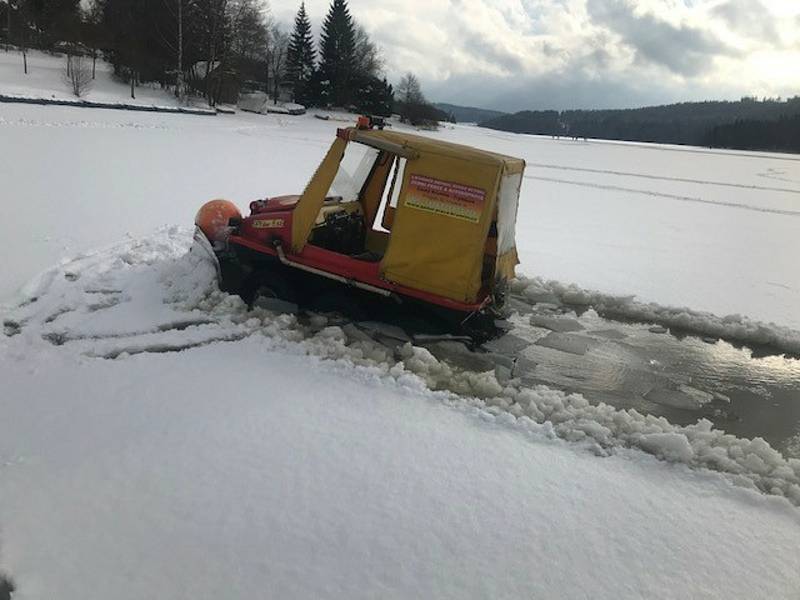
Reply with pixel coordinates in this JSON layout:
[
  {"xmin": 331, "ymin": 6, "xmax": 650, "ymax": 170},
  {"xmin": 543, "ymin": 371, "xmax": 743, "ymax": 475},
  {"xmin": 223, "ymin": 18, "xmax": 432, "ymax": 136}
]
[
  {"xmin": 2, "ymin": 52, "xmax": 800, "ymax": 599},
  {"xmin": 1, "ymin": 103, "xmax": 798, "ymax": 330}
]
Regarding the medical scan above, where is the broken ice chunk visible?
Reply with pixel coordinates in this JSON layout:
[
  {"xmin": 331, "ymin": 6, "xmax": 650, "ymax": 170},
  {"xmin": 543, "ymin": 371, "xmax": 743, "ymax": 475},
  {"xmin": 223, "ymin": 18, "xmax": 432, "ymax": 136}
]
[
  {"xmin": 535, "ymin": 332, "xmax": 600, "ymax": 356},
  {"xmin": 529, "ymin": 314, "xmax": 585, "ymax": 333},
  {"xmin": 644, "ymin": 385, "xmax": 714, "ymax": 410}
]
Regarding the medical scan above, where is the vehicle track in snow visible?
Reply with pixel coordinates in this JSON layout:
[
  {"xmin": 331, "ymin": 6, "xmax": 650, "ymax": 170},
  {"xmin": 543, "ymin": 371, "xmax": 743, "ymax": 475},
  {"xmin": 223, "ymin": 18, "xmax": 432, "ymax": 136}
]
[
  {"xmin": 0, "ymin": 116, "xmax": 171, "ymax": 130},
  {"xmin": 525, "ymin": 175, "xmax": 800, "ymax": 217},
  {"xmin": 473, "ymin": 129, "xmax": 800, "ymax": 162},
  {"xmin": 759, "ymin": 168, "xmax": 800, "ymax": 184},
  {"xmin": 525, "ymin": 162, "xmax": 800, "ymax": 194}
]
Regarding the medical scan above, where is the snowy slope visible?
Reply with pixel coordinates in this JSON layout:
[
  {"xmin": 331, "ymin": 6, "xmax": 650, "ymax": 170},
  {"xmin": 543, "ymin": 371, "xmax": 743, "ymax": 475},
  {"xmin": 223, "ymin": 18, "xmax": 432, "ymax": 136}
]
[
  {"xmin": 1, "ymin": 229, "xmax": 798, "ymax": 599},
  {"xmin": 0, "ymin": 49, "xmax": 181, "ymax": 106}
]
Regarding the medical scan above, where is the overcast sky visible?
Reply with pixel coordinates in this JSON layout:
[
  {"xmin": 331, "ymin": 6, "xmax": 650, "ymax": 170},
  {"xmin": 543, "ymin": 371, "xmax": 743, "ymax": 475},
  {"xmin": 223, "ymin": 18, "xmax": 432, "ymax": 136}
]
[{"xmin": 270, "ymin": 0, "xmax": 800, "ymax": 112}]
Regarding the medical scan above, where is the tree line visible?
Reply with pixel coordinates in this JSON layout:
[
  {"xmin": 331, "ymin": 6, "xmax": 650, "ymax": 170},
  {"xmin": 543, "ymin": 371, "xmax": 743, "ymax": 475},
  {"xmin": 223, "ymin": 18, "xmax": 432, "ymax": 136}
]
[
  {"xmin": 705, "ymin": 114, "xmax": 800, "ymax": 153},
  {"xmin": 1, "ymin": 0, "xmax": 444, "ymax": 123},
  {"xmin": 479, "ymin": 97, "xmax": 800, "ymax": 153}
]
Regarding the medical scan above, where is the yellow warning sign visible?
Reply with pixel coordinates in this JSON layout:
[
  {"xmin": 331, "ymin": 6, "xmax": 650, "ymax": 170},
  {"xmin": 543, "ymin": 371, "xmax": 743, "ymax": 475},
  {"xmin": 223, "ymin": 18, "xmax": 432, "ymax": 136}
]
[{"xmin": 405, "ymin": 174, "xmax": 486, "ymax": 223}]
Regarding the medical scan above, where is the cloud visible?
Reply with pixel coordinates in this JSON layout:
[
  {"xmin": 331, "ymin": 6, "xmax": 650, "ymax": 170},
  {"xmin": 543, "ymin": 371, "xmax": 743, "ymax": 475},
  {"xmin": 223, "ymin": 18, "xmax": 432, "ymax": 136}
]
[
  {"xmin": 270, "ymin": 0, "xmax": 800, "ymax": 111},
  {"xmin": 712, "ymin": 0, "xmax": 779, "ymax": 42},
  {"xmin": 587, "ymin": 0, "xmax": 735, "ymax": 76},
  {"xmin": 458, "ymin": 26, "xmax": 526, "ymax": 75},
  {"xmin": 424, "ymin": 67, "xmax": 744, "ymax": 112}
]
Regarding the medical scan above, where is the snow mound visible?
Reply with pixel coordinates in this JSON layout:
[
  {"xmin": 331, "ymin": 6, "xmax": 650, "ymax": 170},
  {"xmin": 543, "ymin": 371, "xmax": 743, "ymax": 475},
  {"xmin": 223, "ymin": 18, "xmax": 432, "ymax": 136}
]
[
  {"xmin": 3, "ymin": 228, "xmax": 800, "ymax": 507},
  {"xmin": 238, "ymin": 92, "xmax": 306, "ymax": 115},
  {"xmin": 512, "ymin": 276, "xmax": 800, "ymax": 357}
]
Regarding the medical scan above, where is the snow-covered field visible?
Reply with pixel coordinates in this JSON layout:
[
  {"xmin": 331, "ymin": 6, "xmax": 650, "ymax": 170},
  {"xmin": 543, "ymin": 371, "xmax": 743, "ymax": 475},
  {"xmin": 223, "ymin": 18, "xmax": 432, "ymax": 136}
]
[{"xmin": 2, "ymin": 51, "xmax": 800, "ymax": 598}]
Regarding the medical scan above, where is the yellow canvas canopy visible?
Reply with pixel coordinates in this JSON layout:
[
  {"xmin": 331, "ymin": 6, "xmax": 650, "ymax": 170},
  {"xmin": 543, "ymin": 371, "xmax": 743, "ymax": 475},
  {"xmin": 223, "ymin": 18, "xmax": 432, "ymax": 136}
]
[{"xmin": 291, "ymin": 126, "xmax": 525, "ymax": 304}]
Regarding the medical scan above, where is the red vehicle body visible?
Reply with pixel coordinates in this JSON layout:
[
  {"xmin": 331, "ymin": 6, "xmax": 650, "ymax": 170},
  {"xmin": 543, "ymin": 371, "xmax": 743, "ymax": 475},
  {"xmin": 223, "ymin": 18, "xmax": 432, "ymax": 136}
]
[
  {"xmin": 194, "ymin": 120, "xmax": 525, "ymax": 338},
  {"xmin": 225, "ymin": 195, "xmax": 488, "ymax": 315}
]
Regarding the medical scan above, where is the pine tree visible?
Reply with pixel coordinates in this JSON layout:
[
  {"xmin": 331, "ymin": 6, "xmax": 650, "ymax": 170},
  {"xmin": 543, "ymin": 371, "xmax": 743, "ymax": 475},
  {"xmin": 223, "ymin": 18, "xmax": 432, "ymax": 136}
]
[
  {"xmin": 28, "ymin": 0, "xmax": 81, "ymax": 46},
  {"xmin": 352, "ymin": 74, "xmax": 393, "ymax": 116},
  {"xmin": 286, "ymin": 2, "xmax": 315, "ymax": 105},
  {"xmin": 318, "ymin": 0, "xmax": 355, "ymax": 107}
]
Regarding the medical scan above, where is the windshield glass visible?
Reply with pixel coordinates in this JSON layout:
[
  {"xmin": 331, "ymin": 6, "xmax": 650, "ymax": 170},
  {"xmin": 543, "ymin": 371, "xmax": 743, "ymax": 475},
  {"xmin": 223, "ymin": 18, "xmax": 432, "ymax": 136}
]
[{"xmin": 329, "ymin": 143, "xmax": 380, "ymax": 202}]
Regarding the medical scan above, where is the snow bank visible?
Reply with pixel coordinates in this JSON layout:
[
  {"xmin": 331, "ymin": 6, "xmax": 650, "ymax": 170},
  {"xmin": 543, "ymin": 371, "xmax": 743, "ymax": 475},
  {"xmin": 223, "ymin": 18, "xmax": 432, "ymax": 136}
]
[
  {"xmin": 5, "ymin": 228, "xmax": 799, "ymax": 507},
  {"xmin": 238, "ymin": 92, "xmax": 269, "ymax": 113},
  {"xmin": 512, "ymin": 276, "xmax": 800, "ymax": 357},
  {"xmin": 3, "ymin": 330, "xmax": 798, "ymax": 600},
  {"xmin": 238, "ymin": 92, "xmax": 306, "ymax": 115}
]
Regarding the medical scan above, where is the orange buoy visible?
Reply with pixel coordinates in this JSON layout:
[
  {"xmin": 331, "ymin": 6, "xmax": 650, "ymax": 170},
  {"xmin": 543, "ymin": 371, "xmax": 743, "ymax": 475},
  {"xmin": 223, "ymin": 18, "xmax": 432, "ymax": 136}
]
[{"xmin": 195, "ymin": 199, "xmax": 242, "ymax": 243}]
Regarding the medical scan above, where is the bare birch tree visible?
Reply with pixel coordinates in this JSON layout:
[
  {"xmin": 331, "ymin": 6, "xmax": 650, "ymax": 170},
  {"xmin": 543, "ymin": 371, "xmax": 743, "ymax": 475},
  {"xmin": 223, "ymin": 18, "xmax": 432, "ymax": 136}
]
[
  {"xmin": 63, "ymin": 54, "xmax": 93, "ymax": 96},
  {"xmin": 266, "ymin": 24, "xmax": 288, "ymax": 104}
]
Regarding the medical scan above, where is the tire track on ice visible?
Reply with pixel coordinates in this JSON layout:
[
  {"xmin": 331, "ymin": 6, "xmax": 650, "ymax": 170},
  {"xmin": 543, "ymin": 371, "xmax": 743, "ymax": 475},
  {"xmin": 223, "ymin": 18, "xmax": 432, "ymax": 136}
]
[
  {"xmin": 526, "ymin": 175, "xmax": 800, "ymax": 217},
  {"xmin": 525, "ymin": 162, "xmax": 800, "ymax": 195}
]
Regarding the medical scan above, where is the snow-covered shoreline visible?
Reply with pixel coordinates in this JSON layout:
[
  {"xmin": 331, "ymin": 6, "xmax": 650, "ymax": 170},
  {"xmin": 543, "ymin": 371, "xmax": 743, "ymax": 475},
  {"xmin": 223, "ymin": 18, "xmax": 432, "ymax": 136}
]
[{"xmin": 0, "ymin": 92, "xmax": 218, "ymax": 115}]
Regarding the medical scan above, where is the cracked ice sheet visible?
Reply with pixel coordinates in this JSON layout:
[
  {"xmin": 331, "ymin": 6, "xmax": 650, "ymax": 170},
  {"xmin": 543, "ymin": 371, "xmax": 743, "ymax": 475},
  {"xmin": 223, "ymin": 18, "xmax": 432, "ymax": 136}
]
[{"xmin": 0, "ymin": 336, "xmax": 798, "ymax": 600}]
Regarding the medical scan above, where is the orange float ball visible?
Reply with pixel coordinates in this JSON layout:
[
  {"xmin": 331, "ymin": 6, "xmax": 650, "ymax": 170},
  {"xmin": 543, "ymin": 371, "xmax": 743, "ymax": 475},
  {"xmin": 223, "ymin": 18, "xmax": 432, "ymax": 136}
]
[{"xmin": 195, "ymin": 199, "xmax": 242, "ymax": 243}]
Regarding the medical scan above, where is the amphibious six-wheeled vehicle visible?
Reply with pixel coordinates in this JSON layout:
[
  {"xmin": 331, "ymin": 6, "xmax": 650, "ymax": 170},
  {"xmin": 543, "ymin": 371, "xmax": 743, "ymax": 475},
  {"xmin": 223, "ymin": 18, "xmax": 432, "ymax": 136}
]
[{"xmin": 195, "ymin": 117, "xmax": 526, "ymax": 338}]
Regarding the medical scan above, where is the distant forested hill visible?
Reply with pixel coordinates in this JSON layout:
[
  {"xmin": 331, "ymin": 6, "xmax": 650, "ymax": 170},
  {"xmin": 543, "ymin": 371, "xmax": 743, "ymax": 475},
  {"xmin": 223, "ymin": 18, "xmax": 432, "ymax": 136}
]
[
  {"xmin": 479, "ymin": 97, "xmax": 800, "ymax": 152},
  {"xmin": 705, "ymin": 114, "xmax": 800, "ymax": 153},
  {"xmin": 434, "ymin": 103, "xmax": 507, "ymax": 123}
]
